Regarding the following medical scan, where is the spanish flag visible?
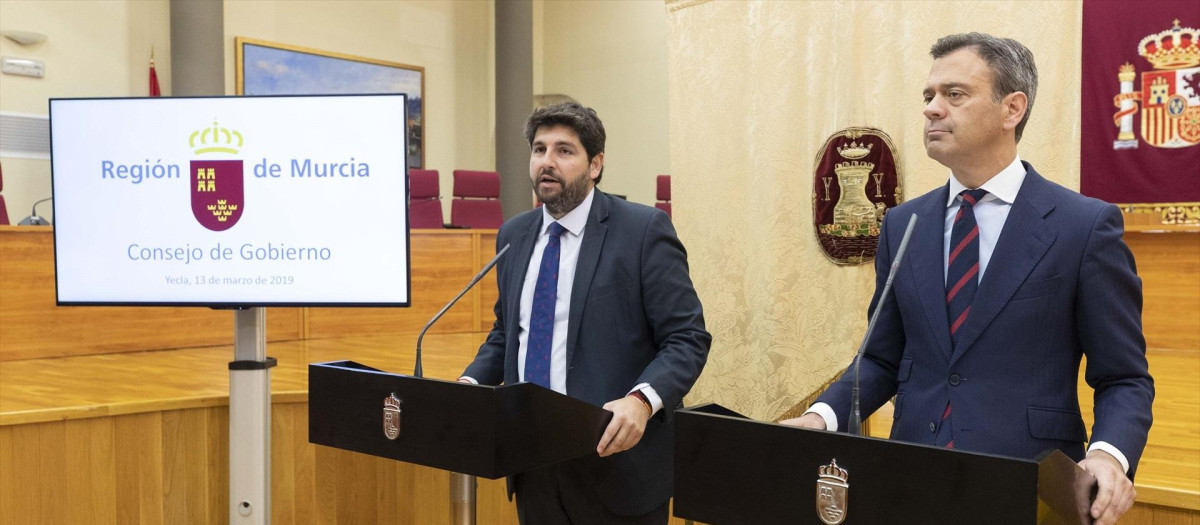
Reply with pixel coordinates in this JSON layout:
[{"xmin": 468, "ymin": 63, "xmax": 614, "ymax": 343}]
[{"xmin": 149, "ymin": 48, "xmax": 161, "ymax": 97}]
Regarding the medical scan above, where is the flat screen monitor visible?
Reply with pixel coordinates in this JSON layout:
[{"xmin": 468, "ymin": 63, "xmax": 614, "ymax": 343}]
[{"xmin": 49, "ymin": 94, "xmax": 411, "ymax": 307}]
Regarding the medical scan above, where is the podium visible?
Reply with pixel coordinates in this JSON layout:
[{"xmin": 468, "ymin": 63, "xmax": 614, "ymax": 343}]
[
  {"xmin": 674, "ymin": 404, "xmax": 1096, "ymax": 525},
  {"xmin": 309, "ymin": 360, "xmax": 613, "ymax": 507}
]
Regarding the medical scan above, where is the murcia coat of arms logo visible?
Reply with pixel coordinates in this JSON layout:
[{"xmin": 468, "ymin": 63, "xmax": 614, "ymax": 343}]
[
  {"xmin": 189, "ymin": 121, "xmax": 245, "ymax": 231},
  {"xmin": 815, "ymin": 459, "xmax": 849, "ymax": 525},
  {"xmin": 383, "ymin": 394, "xmax": 402, "ymax": 440}
]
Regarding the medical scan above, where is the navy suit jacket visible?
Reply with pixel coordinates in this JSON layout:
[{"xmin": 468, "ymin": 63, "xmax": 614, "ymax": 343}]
[
  {"xmin": 462, "ymin": 190, "xmax": 711, "ymax": 515},
  {"xmin": 817, "ymin": 163, "xmax": 1154, "ymax": 474}
]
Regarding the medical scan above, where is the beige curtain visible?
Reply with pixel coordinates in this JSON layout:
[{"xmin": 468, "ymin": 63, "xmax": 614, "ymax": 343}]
[{"xmin": 667, "ymin": 0, "xmax": 1083, "ymax": 420}]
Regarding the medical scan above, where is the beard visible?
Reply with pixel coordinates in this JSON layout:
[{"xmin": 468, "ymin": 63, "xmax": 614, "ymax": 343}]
[{"xmin": 534, "ymin": 169, "xmax": 591, "ymax": 217}]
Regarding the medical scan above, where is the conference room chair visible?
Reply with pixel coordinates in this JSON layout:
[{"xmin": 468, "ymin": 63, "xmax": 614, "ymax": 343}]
[
  {"xmin": 451, "ymin": 169, "xmax": 503, "ymax": 229},
  {"xmin": 408, "ymin": 168, "xmax": 445, "ymax": 229},
  {"xmin": 655, "ymin": 174, "xmax": 671, "ymax": 218}
]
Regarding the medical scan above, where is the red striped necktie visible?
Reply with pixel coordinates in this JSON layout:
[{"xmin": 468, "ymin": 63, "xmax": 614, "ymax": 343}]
[
  {"xmin": 938, "ymin": 189, "xmax": 987, "ymax": 449},
  {"xmin": 946, "ymin": 189, "xmax": 989, "ymax": 348}
]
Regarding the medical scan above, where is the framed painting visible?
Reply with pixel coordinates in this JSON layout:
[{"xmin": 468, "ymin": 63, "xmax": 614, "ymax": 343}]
[{"xmin": 236, "ymin": 37, "xmax": 425, "ymax": 168}]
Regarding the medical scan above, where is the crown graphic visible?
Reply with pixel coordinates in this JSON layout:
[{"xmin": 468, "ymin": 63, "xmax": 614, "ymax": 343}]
[
  {"xmin": 384, "ymin": 394, "xmax": 401, "ymax": 410},
  {"xmin": 190, "ymin": 121, "xmax": 244, "ymax": 155},
  {"xmin": 834, "ymin": 160, "xmax": 876, "ymax": 175},
  {"xmin": 837, "ymin": 141, "xmax": 873, "ymax": 160},
  {"xmin": 206, "ymin": 199, "xmax": 238, "ymax": 222},
  {"xmin": 819, "ymin": 459, "xmax": 849, "ymax": 483},
  {"xmin": 1138, "ymin": 19, "xmax": 1200, "ymax": 70},
  {"xmin": 1118, "ymin": 62, "xmax": 1137, "ymax": 82}
]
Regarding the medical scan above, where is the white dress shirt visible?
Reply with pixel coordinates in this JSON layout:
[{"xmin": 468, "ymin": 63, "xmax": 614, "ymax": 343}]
[
  {"xmin": 805, "ymin": 156, "xmax": 1129, "ymax": 473},
  {"xmin": 942, "ymin": 155, "xmax": 1026, "ymax": 285},
  {"xmin": 465, "ymin": 188, "xmax": 662, "ymax": 414},
  {"xmin": 515, "ymin": 190, "xmax": 594, "ymax": 395}
]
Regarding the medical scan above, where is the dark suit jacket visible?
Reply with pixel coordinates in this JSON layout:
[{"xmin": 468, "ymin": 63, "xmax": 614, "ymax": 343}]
[
  {"xmin": 817, "ymin": 162, "xmax": 1154, "ymax": 474},
  {"xmin": 462, "ymin": 190, "xmax": 711, "ymax": 515}
]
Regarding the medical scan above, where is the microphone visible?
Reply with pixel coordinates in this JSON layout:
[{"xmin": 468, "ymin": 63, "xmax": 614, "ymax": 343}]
[
  {"xmin": 18, "ymin": 197, "xmax": 52, "ymax": 225},
  {"xmin": 849, "ymin": 214, "xmax": 917, "ymax": 436},
  {"xmin": 414, "ymin": 243, "xmax": 511, "ymax": 378}
]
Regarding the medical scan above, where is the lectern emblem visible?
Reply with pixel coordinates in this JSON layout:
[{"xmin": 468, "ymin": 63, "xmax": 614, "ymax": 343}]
[
  {"xmin": 383, "ymin": 394, "xmax": 402, "ymax": 440},
  {"xmin": 816, "ymin": 459, "xmax": 849, "ymax": 525}
]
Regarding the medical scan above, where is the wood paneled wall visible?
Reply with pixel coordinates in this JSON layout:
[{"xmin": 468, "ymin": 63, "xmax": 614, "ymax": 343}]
[
  {"xmin": 305, "ymin": 229, "xmax": 500, "ymax": 339},
  {"xmin": 3, "ymin": 226, "xmax": 1190, "ymax": 361},
  {"xmin": 0, "ymin": 224, "xmax": 1193, "ymax": 525},
  {"xmin": 1123, "ymin": 228, "xmax": 1200, "ymax": 351},
  {"xmin": 0, "ymin": 227, "xmax": 497, "ymax": 362},
  {"xmin": 0, "ymin": 409, "xmax": 227, "ymax": 525},
  {"xmin": 3, "ymin": 399, "xmax": 1184, "ymax": 525},
  {"xmin": 0, "ymin": 401, "xmax": 698, "ymax": 525}
]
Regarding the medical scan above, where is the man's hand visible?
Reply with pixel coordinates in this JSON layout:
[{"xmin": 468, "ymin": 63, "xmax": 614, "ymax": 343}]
[
  {"xmin": 779, "ymin": 412, "xmax": 828, "ymax": 430},
  {"xmin": 597, "ymin": 396, "xmax": 650, "ymax": 457},
  {"xmin": 1078, "ymin": 450, "xmax": 1135, "ymax": 525}
]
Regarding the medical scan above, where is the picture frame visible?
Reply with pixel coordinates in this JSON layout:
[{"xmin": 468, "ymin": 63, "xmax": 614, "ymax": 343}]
[{"xmin": 235, "ymin": 37, "xmax": 425, "ymax": 168}]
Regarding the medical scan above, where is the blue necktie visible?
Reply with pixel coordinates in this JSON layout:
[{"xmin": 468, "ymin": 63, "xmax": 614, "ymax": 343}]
[
  {"xmin": 525, "ymin": 222, "xmax": 566, "ymax": 389},
  {"xmin": 938, "ymin": 188, "xmax": 988, "ymax": 448}
]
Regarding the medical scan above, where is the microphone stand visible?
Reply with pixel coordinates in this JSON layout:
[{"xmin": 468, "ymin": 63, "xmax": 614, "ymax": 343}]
[
  {"xmin": 18, "ymin": 197, "xmax": 53, "ymax": 226},
  {"xmin": 849, "ymin": 214, "xmax": 917, "ymax": 436},
  {"xmin": 414, "ymin": 242, "xmax": 510, "ymax": 378},
  {"xmin": 410, "ymin": 242, "xmax": 509, "ymax": 525}
]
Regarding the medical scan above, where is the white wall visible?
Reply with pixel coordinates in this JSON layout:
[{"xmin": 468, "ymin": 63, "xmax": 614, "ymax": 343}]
[
  {"xmin": 534, "ymin": 0, "xmax": 670, "ymax": 206},
  {"xmin": 0, "ymin": 0, "xmax": 171, "ymax": 224},
  {"xmin": 224, "ymin": 0, "xmax": 496, "ymax": 221},
  {"xmin": 0, "ymin": 0, "xmax": 494, "ymax": 225}
]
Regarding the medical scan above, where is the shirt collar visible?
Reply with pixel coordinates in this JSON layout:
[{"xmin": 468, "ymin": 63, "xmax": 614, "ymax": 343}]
[
  {"xmin": 946, "ymin": 155, "xmax": 1025, "ymax": 208},
  {"xmin": 540, "ymin": 187, "xmax": 594, "ymax": 237}
]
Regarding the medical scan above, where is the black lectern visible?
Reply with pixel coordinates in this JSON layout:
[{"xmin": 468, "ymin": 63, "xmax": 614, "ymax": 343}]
[
  {"xmin": 674, "ymin": 404, "xmax": 1096, "ymax": 525},
  {"xmin": 309, "ymin": 360, "xmax": 613, "ymax": 479}
]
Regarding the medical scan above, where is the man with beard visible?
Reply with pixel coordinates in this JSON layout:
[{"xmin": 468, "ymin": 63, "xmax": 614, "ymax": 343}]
[
  {"xmin": 459, "ymin": 102, "xmax": 711, "ymax": 525},
  {"xmin": 783, "ymin": 33, "xmax": 1152, "ymax": 525}
]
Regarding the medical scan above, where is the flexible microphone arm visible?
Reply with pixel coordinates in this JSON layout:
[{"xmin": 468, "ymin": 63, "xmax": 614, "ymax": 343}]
[
  {"xmin": 19, "ymin": 197, "xmax": 53, "ymax": 226},
  {"xmin": 414, "ymin": 243, "xmax": 511, "ymax": 378},
  {"xmin": 849, "ymin": 214, "xmax": 917, "ymax": 436}
]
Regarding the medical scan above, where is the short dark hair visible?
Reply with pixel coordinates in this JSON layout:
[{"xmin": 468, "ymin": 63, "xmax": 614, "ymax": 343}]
[
  {"xmin": 524, "ymin": 102, "xmax": 607, "ymax": 183},
  {"xmin": 931, "ymin": 33, "xmax": 1038, "ymax": 143}
]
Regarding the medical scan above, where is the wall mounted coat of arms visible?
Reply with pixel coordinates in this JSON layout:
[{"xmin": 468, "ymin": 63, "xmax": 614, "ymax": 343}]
[{"xmin": 812, "ymin": 127, "xmax": 902, "ymax": 265}]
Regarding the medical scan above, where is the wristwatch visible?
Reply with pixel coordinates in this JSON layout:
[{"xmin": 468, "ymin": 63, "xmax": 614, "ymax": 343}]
[{"xmin": 628, "ymin": 389, "xmax": 653, "ymax": 416}]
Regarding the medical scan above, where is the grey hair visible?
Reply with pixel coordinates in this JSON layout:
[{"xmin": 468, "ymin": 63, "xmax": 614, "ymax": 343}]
[{"xmin": 931, "ymin": 33, "xmax": 1038, "ymax": 143}]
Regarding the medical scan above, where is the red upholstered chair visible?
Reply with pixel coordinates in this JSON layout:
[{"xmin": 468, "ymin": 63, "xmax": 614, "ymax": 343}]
[
  {"xmin": 408, "ymin": 169, "xmax": 444, "ymax": 229},
  {"xmin": 0, "ymin": 162, "xmax": 9, "ymax": 225},
  {"xmin": 654, "ymin": 174, "xmax": 671, "ymax": 218},
  {"xmin": 451, "ymin": 170, "xmax": 503, "ymax": 229}
]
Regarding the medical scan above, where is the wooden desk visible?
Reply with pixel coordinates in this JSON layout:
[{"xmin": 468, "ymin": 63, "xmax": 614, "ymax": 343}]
[{"xmin": 0, "ymin": 227, "xmax": 498, "ymax": 362}]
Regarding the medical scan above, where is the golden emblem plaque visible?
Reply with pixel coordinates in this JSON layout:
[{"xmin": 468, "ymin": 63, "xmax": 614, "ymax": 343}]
[
  {"xmin": 816, "ymin": 459, "xmax": 849, "ymax": 525},
  {"xmin": 813, "ymin": 127, "xmax": 903, "ymax": 265},
  {"xmin": 383, "ymin": 393, "xmax": 402, "ymax": 440}
]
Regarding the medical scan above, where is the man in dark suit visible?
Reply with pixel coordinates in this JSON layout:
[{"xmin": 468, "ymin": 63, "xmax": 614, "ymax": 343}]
[
  {"xmin": 460, "ymin": 102, "xmax": 711, "ymax": 524},
  {"xmin": 783, "ymin": 33, "xmax": 1153, "ymax": 525}
]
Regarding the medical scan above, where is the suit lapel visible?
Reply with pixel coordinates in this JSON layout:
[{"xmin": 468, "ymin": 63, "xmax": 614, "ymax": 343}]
[
  {"xmin": 909, "ymin": 185, "xmax": 955, "ymax": 361},
  {"xmin": 566, "ymin": 191, "xmax": 609, "ymax": 367},
  {"xmin": 949, "ymin": 165, "xmax": 1057, "ymax": 365}
]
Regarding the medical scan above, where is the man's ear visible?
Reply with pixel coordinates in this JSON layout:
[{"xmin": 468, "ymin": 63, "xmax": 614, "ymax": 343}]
[
  {"xmin": 1002, "ymin": 91, "xmax": 1028, "ymax": 133},
  {"xmin": 590, "ymin": 152, "xmax": 605, "ymax": 181}
]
